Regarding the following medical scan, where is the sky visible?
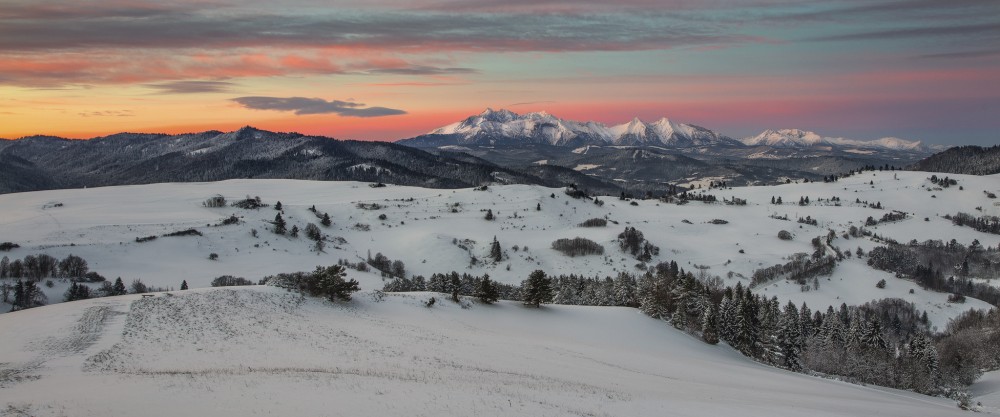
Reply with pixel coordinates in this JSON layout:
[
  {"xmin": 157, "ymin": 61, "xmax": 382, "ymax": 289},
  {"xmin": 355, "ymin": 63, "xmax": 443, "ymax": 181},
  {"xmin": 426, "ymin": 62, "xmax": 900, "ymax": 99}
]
[{"xmin": 0, "ymin": 0, "xmax": 998, "ymax": 145}]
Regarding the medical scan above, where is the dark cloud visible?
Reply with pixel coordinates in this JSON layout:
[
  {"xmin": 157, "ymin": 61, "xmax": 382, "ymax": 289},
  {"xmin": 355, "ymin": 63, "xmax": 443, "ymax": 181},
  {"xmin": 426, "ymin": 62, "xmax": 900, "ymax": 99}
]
[
  {"xmin": 915, "ymin": 49, "xmax": 1000, "ymax": 59},
  {"xmin": 145, "ymin": 80, "xmax": 237, "ymax": 94},
  {"xmin": 231, "ymin": 96, "xmax": 406, "ymax": 117},
  {"xmin": 808, "ymin": 22, "xmax": 1000, "ymax": 42},
  {"xmin": 0, "ymin": 9, "xmax": 758, "ymax": 53}
]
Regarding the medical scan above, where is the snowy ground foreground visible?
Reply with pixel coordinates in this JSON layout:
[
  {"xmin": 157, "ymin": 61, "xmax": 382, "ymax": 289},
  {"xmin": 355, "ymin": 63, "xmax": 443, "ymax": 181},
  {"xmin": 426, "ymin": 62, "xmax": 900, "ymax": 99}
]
[
  {"xmin": 974, "ymin": 370, "xmax": 1000, "ymax": 412},
  {"xmin": 0, "ymin": 287, "xmax": 969, "ymax": 416},
  {"xmin": 1, "ymin": 171, "xmax": 998, "ymax": 328}
]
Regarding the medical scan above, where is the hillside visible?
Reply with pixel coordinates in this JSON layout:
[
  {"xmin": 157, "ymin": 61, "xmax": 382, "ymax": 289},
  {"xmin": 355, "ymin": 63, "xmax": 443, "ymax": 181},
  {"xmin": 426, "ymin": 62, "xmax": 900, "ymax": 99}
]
[
  {"xmin": 0, "ymin": 128, "xmax": 625, "ymax": 195},
  {"xmin": 911, "ymin": 145, "xmax": 1000, "ymax": 175},
  {"xmin": 0, "ymin": 286, "xmax": 969, "ymax": 416},
  {"xmin": 1, "ymin": 171, "xmax": 998, "ymax": 327}
]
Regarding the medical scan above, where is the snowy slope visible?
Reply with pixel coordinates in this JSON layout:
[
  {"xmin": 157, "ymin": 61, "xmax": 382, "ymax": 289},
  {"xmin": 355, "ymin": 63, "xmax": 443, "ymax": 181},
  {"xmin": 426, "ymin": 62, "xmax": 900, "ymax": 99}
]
[
  {"xmin": 0, "ymin": 171, "xmax": 998, "ymax": 329},
  {"xmin": 0, "ymin": 286, "xmax": 969, "ymax": 416}
]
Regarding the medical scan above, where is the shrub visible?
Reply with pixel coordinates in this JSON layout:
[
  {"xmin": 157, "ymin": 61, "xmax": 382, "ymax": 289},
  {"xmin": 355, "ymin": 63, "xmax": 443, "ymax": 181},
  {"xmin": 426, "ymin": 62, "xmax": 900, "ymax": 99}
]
[
  {"xmin": 876, "ymin": 279, "xmax": 887, "ymax": 289},
  {"xmin": 948, "ymin": 293, "xmax": 966, "ymax": 303},
  {"xmin": 232, "ymin": 196, "xmax": 267, "ymax": 210},
  {"xmin": 203, "ymin": 195, "xmax": 226, "ymax": 208},
  {"xmin": 163, "ymin": 228, "xmax": 202, "ymax": 237},
  {"xmin": 135, "ymin": 236, "xmax": 157, "ymax": 243},
  {"xmin": 208, "ymin": 253, "xmax": 219, "ymax": 261},
  {"xmin": 0, "ymin": 242, "xmax": 20, "ymax": 251},
  {"xmin": 708, "ymin": 219, "xmax": 729, "ymax": 225},
  {"xmin": 578, "ymin": 218, "xmax": 608, "ymax": 227},
  {"xmin": 778, "ymin": 230, "xmax": 793, "ymax": 240},
  {"xmin": 551, "ymin": 237, "xmax": 605, "ymax": 257},
  {"xmin": 304, "ymin": 223, "xmax": 322, "ymax": 241}
]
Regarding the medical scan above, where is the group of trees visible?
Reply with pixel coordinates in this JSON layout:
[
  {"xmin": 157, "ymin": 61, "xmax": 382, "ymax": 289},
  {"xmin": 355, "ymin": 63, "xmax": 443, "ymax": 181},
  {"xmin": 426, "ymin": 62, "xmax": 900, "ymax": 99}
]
[
  {"xmin": 264, "ymin": 265, "xmax": 360, "ymax": 302},
  {"xmin": 383, "ymin": 271, "xmax": 522, "ymax": 303},
  {"xmin": 1, "ymin": 254, "xmax": 99, "ymax": 282},
  {"xmin": 617, "ymin": 227, "xmax": 659, "ymax": 262},
  {"xmin": 380, "ymin": 257, "xmax": 989, "ymax": 397},
  {"xmin": 946, "ymin": 212, "xmax": 1000, "ymax": 235},
  {"xmin": 751, "ymin": 251, "xmax": 836, "ymax": 288},
  {"xmin": 211, "ymin": 275, "xmax": 257, "ymax": 287},
  {"xmin": 551, "ymin": 237, "xmax": 604, "ymax": 257},
  {"xmin": 366, "ymin": 251, "xmax": 406, "ymax": 279},
  {"xmin": 867, "ymin": 239, "xmax": 1000, "ymax": 304}
]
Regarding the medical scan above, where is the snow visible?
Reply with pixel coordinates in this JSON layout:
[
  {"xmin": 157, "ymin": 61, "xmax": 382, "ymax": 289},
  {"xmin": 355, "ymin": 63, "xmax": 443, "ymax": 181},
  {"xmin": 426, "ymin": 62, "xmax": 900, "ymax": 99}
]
[
  {"xmin": 426, "ymin": 108, "xmax": 730, "ymax": 147},
  {"xmin": 742, "ymin": 129, "xmax": 926, "ymax": 151},
  {"xmin": 572, "ymin": 164, "xmax": 601, "ymax": 171},
  {"xmin": 1, "ymin": 171, "xmax": 997, "ymax": 329},
  {"xmin": 973, "ymin": 370, "xmax": 1000, "ymax": 413},
  {"xmin": 0, "ymin": 286, "xmax": 969, "ymax": 416}
]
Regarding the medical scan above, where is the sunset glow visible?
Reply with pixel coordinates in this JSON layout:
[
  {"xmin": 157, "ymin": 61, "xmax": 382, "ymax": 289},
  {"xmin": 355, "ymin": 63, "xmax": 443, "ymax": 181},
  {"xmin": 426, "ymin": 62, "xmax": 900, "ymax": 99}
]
[{"xmin": 1, "ymin": 0, "xmax": 998, "ymax": 144}]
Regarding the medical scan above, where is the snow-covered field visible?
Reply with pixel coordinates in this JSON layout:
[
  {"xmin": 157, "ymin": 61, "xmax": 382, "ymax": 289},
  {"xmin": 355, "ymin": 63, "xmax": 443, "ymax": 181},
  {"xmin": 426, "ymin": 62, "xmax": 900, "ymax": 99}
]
[
  {"xmin": 0, "ymin": 171, "xmax": 997, "ymax": 327},
  {"xmin": 2, "ymin": 170, "xmax": 1000, "ymax": 415},
  {"xmin": 0, "ymin": 287, "xmax": 971, "ymax": 416}
]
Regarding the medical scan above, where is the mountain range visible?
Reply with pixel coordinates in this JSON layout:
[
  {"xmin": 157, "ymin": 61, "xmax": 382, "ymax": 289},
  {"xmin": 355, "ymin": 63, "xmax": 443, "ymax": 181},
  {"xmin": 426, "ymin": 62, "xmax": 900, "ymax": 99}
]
[
  {"xmin": 399, "ymin": 108, "xmax": 933, "ymax": 153},
  {"xmin": 0, "ymin": 127, "xmax": 625, "ymax": 195},
  {"xmin": 0, "ymin": 109, "xmax": 964, "ymax": 195}
]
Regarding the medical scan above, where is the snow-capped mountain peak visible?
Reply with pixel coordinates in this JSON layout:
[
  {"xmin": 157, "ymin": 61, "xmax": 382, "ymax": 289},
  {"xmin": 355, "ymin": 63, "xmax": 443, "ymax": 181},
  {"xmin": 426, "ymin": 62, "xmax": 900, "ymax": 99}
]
[
  {"xmin": 410, "ymin": 109, "xmax": 926, "ymax": 153},
  {"xmin": 742, "ymin": 129, "xmax": 926, "ymax": 151}
]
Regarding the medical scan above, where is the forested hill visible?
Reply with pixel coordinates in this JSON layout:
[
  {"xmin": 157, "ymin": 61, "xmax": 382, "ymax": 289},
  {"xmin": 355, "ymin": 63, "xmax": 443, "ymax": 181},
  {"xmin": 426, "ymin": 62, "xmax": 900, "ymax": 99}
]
[
  {"xmin": 0, "ymin": 127, "xmax": 623, "ymax": 195},
  {"xmin": 910, "ymin": 145, "xmax": 1000, "ymax": 175}
]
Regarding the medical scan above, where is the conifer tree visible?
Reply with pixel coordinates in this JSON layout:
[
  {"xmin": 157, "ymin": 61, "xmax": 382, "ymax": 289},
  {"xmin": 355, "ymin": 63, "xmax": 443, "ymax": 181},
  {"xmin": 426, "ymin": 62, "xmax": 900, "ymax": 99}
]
[
  {"xmin": 112, "ymin": 277, "xmax": 127, "ymax": 296},
  {"xmin": 290, "ymin": 225, "xmax": 299, "ymax": 238},
  {"xmin": 273, "ymin": 213, "xmax": 287, "ymax": 235},
  {"xmin": 489, "ymin": 236, "xmax": 502, "ymax": 262},
  {"xmin": 180, "ymin": 280, "xmax": 189, "ymax": 290},
  {"xmin": 475, "ymin": 274, "xmax": 500, "ymax": 304},
  {"xmin": 274, "ymin": 201, "xmax": 282, "ymax": 211},
  {"xmin": 701, "ymin": 303, "xmax": 720, "ymax": 345},
  {"xmin": 314, "ymin": 265, "xmax": 360, "ymax": 301},
  {"xmin": 778, "ymin": 301, "xmax": 802, "ymax": 371},
  {"xmin": 321, "ymin": 213, "xmax": 332, "ymax": 227},
  {"xmin": 522, "ymin": 270, "xmax": 553, "ymax": 307},
  {"xmin": 485, "ymin": 209, "xmax": 494, "ymax": 221}
]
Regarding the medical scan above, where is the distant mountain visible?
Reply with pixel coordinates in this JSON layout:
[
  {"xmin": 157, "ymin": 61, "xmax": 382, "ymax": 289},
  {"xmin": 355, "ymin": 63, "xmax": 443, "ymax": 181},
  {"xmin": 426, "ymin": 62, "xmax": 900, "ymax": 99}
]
[
  {"xmin": 400, "ymin": 109, "xmax": 931, "ymax": 155},
  {"xmin": 741, "ymin": 129, "xmax": 930, "ymax": 152},
  {"xmin": 400, "ymin": 108, "xmax": 742, "ymax": 148},
  {"xmin": 0, "ymin": 127, "xmax": 627, "ymax": 195},
  {"xmin": 910, "ymin": 145, "xmax": 1000, "ymax": 175}
]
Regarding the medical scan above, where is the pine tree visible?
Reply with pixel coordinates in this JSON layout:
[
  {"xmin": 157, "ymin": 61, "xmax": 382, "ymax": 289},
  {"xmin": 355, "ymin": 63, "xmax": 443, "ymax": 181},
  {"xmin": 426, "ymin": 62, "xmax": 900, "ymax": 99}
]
[
  {"xmin": 777, "ymin": 301, "xmax": 802, "ymax": 371},
  {"xmin": 536, "ymin": 202, "xmax": 541, "ymax": 211},
  {"xmin": 290, "ymin": 225, "xmax": 299, "ymax": 238},
  {"xmin": 701, "ymin": 303, "xmax": 720, "ymax": 344},
  {"xmin": 521, "ymin": 270, "xmax": 553, "ymax": 307},
  {"xmin": 321, "ymin": 213, "xmax": 332, "ymax": 227},
  {"xmin": 314, "ymin": 265, "xmax": 360, "ymax": 301},
  {"xmin": 489, "ymin": 236, "xmax": 502, "ymax": 262},
  {"xmin": 273, "ymin": 213, "xmax": 287, "ymax": 235},
  {"xmin": 274, "ymin": 201, "xmax": 283, "ymax": 211},
  {"xmin": 180, "ymin": 280, "xmax": 189, "ymax": 290},
  {"xmin": 112, "ymin": 277, "xmax": 127, "ymax": 296},
  {"xmin": 11, "ymin": 280, "xmax": 24, "ymax": 311},
  {"xmin": 612, "ymin": 273, "xmax": 636, "ymax": 307},
  {"xmin": 485, "ymin": 209, "xmax": 494, "ymax": 221},
  {"xmin": 475, "ymin": 274, "xmax": 500, "ymax": 304},
  {"xmin": 64, "ymin": 282, "xmax": 92, "ymax": 302}
]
